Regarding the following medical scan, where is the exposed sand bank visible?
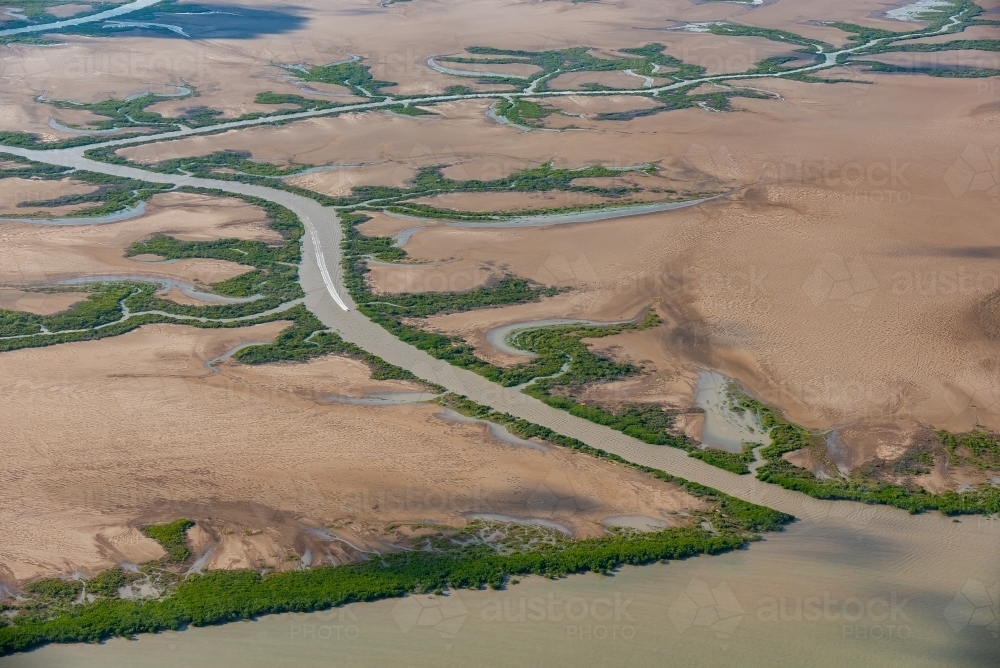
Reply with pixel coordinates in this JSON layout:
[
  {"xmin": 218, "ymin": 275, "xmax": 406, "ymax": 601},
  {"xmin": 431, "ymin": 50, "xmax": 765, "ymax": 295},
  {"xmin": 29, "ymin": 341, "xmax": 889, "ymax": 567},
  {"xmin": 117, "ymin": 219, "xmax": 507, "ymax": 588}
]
[
  {"xmin": 0, "ymin": 322, "xmax": 704, "ymax": 584},
  {"xmin": 0, "ymin": 191, "xmax": 279, "ymax": 285}
]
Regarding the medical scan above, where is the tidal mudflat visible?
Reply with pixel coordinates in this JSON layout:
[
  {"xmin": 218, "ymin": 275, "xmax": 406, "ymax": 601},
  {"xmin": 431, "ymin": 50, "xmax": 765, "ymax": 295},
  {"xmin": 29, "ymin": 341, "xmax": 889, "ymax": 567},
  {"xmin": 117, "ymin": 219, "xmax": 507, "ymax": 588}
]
[{"xmin": 1, "ymin": 0, "xmax": 999, "ymax": 663}]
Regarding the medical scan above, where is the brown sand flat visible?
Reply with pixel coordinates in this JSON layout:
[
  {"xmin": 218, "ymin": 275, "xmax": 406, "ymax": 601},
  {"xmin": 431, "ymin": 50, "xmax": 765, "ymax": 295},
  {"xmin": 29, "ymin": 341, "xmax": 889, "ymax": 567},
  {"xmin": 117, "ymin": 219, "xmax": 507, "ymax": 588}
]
[
  {"xmin": 378, "ymin": 72, "xmax": 1000, "ymax": 441},
  {"xmin": 0, "ymin": 192, "xmax": 277, "ymax": 285},
  {"xmin": 44, "ymin": 4, "xmax": 94, "ymax": 18},
  {"xmin": 0, "ymin": 288, "xmax": 87, "ymax": 314},
  {"xmin": 548, "ymin": 71, "xmax": 649, "ymax": 91},
  {"xmin": 355, "ymin": 211, "xmax": 438, "ymax": 237},
  {"xmin": 740, "ymin": 0, "xmax": 938, "ymax": 33},
  {"xmin": 440, "ymin": 157, "xmax": 540, "ymax": 181},
  {"xmin": 0, "ymin": 322, "xmax": 703, "ymax": 582},
  {"xmin": 1, "ymin": 0, "xmax": 999, "ymax": 584},
  {"xmin": 908, "ymin": 24, "xmax": 1000, "ymax": 43},
  {"xmin": 863, "ymin": 50, "xmax": 1000, "ymax": 71},
  {"xmin": 114, "ymin": 98, "xmax": 734, "ymax": 185},
  {"xmin": 658, "ymin": 33, "xmax": 828, "ymax": 75},
  {"xmin": 408, "ymin": 190, "xmax": 622, "ymax": 212},
  {"xmin": 0, "ymin": 177, "xmax": 101, "ymax": 216},
  {"xmin": 368, "ymin": 208, "xmax": 698, "ymax": 302},
  {"xmin": 367, "ymin": 260, "xmax": 497, "ymax": 294},
  {"xmin": 284, "ymin": 162, "xmax": 413, "ymax": 197},
  {"xmin": 541, "ymin": 95, "xmax": 662, "ymax": 117}
]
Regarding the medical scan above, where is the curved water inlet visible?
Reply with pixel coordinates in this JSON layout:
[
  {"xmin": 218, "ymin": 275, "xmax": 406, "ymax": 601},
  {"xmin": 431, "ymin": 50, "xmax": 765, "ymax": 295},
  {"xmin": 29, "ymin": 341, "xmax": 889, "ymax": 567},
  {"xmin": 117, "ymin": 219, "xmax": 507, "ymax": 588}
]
[
  {"xmin": 124, "ymin": 85, "xmax": 191, "ymax": 102},
  {"xmin": 0, "ymin": 0, "xmax": 165, "ymax": 36},
  {"xmin": 101, "ymin": 20, "xmax": 188, "ymax": 36},
  {"xmin": 426, "ymin": 57, "xmax": 530, "ymax": 79},
  {"xmin": 184, "ymin": 546, "xmax": 214, "ymax": 575},
  {"xmin": 623, "ymin": 68, "xmax": 655, "ymax": 87},
  {"xmin": 391, "ymin": 226, "xmax": 423, "ymax": 247},
  {"xmin": 56, "ymin": 274, "xmax": 263, "ymax": 304},
  {"xmin": 485, "ymin": 100, "xmax": 535, "ymax": 132},
  {"xmin": 2, "ymin": 202, "xmax": 148, "ymax": 225},
  {"xmin": 48, "ymin": 119, "xmax": 123, "ymax": 135},
  {"xmin": 434, "ymin": 407, "xmax": 550, "ymax": 451},
  {"xmin": 484, "ymin": 311, "xmax": 648, "ymax": 357},
  {"xmin": 447, "ymin": 195, "xmax": 720, "ymax": 227},
  {"xmin": 324, "ymin": 392, "xmax": 440, "ymax": 406},
  {"xmin": 202, "ymin": 341, "xmax": 276, "ymax": 375}
]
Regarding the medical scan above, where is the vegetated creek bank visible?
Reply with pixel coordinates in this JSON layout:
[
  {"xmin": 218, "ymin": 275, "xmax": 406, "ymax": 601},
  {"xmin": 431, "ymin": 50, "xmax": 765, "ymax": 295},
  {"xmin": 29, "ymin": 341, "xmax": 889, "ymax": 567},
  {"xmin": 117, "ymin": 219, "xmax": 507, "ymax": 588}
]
[
  {"xmin": 11, "ymin": 508, "xmax": 997, "ymax": 667},
  {"xmin": 2, "ymin": 127, "xmax": 997, "ymax": 665},
  {"xmin": 55, "ymin": 275, "xmax": 261, "ymax": 304},
  {"xmin": 2, "ymin": 201, "xmax": 148, "ymax": 225}
]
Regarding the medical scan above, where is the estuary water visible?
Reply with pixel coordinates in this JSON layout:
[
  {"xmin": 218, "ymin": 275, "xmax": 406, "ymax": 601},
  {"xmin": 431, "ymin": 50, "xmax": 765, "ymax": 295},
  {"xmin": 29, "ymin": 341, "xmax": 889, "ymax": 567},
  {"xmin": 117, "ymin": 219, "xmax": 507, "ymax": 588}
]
[{"xmin": 6, "ymin": 508, "xmax": 998, "ymax": 667}]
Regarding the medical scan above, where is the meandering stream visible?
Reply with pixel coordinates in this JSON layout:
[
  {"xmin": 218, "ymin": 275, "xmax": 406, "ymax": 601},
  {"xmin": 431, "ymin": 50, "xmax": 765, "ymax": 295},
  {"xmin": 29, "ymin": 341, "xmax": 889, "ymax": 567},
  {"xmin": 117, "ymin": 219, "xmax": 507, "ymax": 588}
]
[{"xmin": 0, "ymin": 7, "xmax": 996, "ymax": 664}]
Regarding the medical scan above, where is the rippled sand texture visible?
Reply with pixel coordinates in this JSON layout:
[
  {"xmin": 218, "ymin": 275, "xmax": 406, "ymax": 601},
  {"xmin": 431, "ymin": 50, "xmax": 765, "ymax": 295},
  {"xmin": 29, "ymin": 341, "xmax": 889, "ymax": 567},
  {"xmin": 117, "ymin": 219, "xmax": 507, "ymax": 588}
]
[{"xmin": 0, "ymin": 323, "xmax": 705, "ymax": 583}]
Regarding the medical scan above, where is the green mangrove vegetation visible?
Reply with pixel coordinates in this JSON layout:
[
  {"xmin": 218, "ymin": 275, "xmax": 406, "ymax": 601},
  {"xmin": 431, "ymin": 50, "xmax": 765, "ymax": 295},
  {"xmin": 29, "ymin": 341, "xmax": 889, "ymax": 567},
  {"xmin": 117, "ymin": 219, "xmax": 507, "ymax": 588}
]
[
  {"xmin": 84, "ymin": 148, "xmax": 694, "ymax": 220},
  {"xmin": 493, "ymin": 99, "xmax": 555, "ymax": 127},
  {"xmin": 133, "ymin": 149, "xmax": 313, "ymax": 178},
  {"xmin": 937, "ymin": 429, "xmax": 1000, "ymax": 469},
  {"xmin": 291, "ymin": 59, "xmax": 395, "ymax": 97},
  {"xmin": 142, "ymin": 519, "xmax": 196, "ymax": 563},
  {"xmin": 436, "ymin": 43, "xmax": 709, "ymax": 91},
  {"xmin": 0, "ymin": 152, "xmax": 172, "ymax": 219},
  {"xmin": 0, "ymin": 401, "xmax": 791, "ymax": 657},
  {"xmin": 730, "ymin": 394, "xmax": 1000, "ymax": 516},
  {"xmin": 849, "ymin": 60, "xmax": 1000, "ymax": 77},
  {"xmin": 599, "ymin": 84, "xmax": 771, "ymax": 121},
  {"xmin": 339, "ymin": 212, "xmax": 754, "ymax": 474},
  {"xmin": 0, "ymin": 182, "xmax": 423, "ymax": 381},
  {"xmin": 0, "ymin": 0, "xmax": 117, "ymax": 26},
  {"xmin": 435, "ymin": 393, "xmax": 793, "ymax": 532},
  {"xmin": 0, "ymin": 522, "xmax": 748, "ymax": 656},
  {"xmin": 388, "ymin": 104, "xmax": 436, "ymax": 116}
]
